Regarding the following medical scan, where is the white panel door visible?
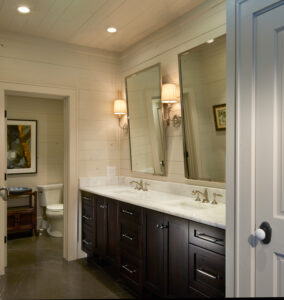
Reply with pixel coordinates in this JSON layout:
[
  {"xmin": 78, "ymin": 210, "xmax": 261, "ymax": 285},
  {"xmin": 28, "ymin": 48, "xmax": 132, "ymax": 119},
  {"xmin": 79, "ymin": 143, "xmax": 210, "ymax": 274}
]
[
  {"xmin": 0, "ymin": 91, "xmax": 7, "ymax": 275},
  {"xmin": 255, "ymin": 2, "xmax": 284, "ymax": 296}
]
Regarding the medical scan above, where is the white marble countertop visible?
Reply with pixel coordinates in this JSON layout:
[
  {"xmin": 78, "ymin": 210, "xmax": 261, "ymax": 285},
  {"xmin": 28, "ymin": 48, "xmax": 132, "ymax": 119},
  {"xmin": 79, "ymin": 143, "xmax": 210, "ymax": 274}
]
[{"xmin": 80, "ymin": 184, "xmax": 225, "ymax": 229}]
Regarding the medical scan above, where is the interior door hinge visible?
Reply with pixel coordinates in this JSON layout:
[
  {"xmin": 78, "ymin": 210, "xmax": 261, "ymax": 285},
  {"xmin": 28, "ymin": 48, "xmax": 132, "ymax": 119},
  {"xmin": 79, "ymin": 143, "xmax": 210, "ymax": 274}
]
[
  {"xmin": 4, "ymin": 236, "xmax": 7, "ymax": 244},
  {"xmin": 4, "ymin": 110, "xmax": 7, "ymax": 118},
  {"xmin": 4, "ymin": 173, "xmax": 7, "ymax": 181}
]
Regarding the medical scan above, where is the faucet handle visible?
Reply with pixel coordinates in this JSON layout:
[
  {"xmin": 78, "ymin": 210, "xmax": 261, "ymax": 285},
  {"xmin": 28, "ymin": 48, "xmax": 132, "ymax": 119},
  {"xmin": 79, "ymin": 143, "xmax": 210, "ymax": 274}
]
[
  {"xmin": 211, "ymin": 193, "xmax": 222, "ymax": 205},
  {"xmin": 143, "ymin": 182, "xmax": 150, "ymax": 191},
  {"xmin": 192, "ymin": 190, "xmax": 201, "ymax": 202}
]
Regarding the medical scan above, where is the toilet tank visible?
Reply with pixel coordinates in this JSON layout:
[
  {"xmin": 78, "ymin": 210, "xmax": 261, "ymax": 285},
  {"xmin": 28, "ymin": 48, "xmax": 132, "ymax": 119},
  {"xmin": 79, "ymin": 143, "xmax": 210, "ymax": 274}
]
[{"xmin": 37, "ymin": 184, "xmax": 63, "ymax": 207}]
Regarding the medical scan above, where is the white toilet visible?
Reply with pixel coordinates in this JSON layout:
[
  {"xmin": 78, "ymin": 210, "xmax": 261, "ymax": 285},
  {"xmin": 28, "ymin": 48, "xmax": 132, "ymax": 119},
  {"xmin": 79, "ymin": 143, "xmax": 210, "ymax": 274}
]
[{"xmin": 38, "ymin": 183, "xmax": 64, "ymax": 238}]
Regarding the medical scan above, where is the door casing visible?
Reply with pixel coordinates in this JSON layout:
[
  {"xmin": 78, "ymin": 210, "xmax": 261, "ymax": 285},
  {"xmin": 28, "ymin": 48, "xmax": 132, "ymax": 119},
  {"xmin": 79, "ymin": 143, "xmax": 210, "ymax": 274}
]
[{"xmin": 0, "ymin": 81, "xmax": 81, "ymax": 275}]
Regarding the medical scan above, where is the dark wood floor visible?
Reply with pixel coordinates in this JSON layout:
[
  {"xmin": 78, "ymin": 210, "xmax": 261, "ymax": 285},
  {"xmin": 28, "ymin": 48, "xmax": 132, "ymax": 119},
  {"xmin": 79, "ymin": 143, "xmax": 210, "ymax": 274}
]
[{"xmin": 0, "ymin": 234, "xmax": 133, "ymax": 299}]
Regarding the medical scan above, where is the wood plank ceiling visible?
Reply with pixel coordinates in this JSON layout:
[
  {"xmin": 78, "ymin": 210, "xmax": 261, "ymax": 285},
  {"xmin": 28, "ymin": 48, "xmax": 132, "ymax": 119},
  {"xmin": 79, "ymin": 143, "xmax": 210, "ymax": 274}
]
[{"xmin": 0, "ymin": 0, "xmax": 205, "ymax": 52}]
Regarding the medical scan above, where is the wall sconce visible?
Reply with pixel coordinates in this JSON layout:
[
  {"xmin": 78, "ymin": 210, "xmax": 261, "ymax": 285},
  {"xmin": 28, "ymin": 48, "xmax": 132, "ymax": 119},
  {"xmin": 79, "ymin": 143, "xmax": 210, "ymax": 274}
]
[
  {"xmin": 113, "ymin": 99, "xmax": 128, "ymax": 132},
  {"xmin": 161, "ymin": 83, "xmax": 182, "ymax": 128}
]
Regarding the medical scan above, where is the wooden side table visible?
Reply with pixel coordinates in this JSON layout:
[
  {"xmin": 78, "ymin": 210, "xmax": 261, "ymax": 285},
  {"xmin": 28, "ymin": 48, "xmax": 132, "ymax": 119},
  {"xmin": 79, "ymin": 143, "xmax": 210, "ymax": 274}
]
[{"xmin": 7, "ymin": 190, "xmax": 38, "ymax": 237}]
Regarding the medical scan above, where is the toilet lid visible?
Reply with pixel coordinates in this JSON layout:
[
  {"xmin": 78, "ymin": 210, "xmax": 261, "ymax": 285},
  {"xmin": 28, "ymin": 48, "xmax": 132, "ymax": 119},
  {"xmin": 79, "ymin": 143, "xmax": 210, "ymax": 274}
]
[{"xmin": 47, "ymin": 204, "xmax": 63, "ymax": 212}]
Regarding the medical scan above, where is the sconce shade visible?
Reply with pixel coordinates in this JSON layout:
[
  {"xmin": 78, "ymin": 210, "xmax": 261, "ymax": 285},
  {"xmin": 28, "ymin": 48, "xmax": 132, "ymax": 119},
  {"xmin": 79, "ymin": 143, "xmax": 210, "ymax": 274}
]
[
  {"xmin": 114, "ymin": 99, "xmax": 127, "ymax": 116},
  {"xmin": 161, "ymin": 83, "xmax": 178, "ymax": 103}
]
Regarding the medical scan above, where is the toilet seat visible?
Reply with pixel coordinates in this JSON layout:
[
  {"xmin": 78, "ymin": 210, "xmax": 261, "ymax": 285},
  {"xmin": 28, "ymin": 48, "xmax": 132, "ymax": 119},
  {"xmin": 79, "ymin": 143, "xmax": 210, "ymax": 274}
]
[{"xmin": 46, "ymin": 204, "xmax": 63, "ymax": 212}]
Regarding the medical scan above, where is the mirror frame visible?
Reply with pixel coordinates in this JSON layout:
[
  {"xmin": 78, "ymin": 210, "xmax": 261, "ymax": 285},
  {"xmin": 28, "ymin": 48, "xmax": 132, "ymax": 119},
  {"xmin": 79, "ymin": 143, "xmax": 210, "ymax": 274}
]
[
  {"xmin": 125, "ymin": 63, "xmax": 166, "ymax": 176},
  {"xmin": 178, "ymin": 37, "xmax": 226, "ymax": 185}
]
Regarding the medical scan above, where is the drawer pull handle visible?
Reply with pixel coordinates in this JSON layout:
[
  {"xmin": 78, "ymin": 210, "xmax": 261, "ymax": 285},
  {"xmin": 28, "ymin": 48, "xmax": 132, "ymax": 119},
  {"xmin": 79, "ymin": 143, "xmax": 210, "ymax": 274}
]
[
  {"xmin": 82, "ymin": 196, "xmax": 92, "ymax": 201},
  {"xmin": 122, "ymin": 209, "xmax": 134, "ymax": 216},
  {"xmin": 122, "ymin": 264, "xmax": 136, "ymax": 274},
  {"xmin": 82, "ymin": 239, "xmax": 92, "ymax": 246},
  {"xmin": 156, "ymin": 224, "xmax": 168, "ymax": 229},
  {"xmin": 196, "ymin": 268, "xmax": 219, "ymax": 280},
  {"xmin": 196, "ymin": 233, "xmax": 222, "ymax": 244},
  {"xmin": 99, "ymin": 205, "xmax": 107, "ymax": 209},
  {"xmin": 82, "ymin": 215, "xmax": 92, "ymax": 221},
  {"xmin": 122, "ymin": 233, "xmax": 134, "ymax": 241}
]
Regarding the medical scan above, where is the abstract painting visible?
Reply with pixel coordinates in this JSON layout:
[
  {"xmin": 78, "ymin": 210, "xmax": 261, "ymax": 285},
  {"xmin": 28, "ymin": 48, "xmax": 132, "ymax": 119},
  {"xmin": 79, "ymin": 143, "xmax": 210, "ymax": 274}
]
[{"xmin": 7, "ymin": 120, "xmax": 37, "ymax": 174}]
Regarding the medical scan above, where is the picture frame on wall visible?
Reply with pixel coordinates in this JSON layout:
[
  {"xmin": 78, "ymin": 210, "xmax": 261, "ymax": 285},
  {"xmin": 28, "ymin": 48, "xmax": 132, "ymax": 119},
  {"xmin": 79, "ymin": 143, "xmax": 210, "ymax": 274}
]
[
  {"xmin": 7, "ymin": 119, "xmax": 37, "ymax": 175},
  {"xmin": 213, "ymin": 104, "xmax": 226, "ymax": 131}
]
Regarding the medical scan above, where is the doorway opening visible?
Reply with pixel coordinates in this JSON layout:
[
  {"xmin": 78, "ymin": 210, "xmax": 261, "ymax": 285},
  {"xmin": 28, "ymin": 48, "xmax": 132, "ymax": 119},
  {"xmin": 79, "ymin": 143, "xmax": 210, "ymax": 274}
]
[
  {"xmin": 5, "ymin": 92, "xmax": 65, "ymax": 258},
  {"xmin": 5, "ymin": 93, "xmax": 65, "ymax": 261},
  {"xmin": 0, "ymin": 83, "xmax": 79, "ymax": 276}
]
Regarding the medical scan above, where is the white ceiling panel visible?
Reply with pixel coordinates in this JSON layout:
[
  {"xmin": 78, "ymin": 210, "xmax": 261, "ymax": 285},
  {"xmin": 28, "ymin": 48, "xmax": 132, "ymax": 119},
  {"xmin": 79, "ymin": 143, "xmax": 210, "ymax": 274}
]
[{"xmin": 0, "ymin": 0, "xmax": 206, "ymax": 52}]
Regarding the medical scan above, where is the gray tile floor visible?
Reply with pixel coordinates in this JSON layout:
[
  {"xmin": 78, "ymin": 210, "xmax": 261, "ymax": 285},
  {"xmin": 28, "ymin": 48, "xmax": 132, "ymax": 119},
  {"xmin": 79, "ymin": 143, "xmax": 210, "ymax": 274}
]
[{"xmin": 0, "ymin": 234, "xmax": 133, "ymax": 299}]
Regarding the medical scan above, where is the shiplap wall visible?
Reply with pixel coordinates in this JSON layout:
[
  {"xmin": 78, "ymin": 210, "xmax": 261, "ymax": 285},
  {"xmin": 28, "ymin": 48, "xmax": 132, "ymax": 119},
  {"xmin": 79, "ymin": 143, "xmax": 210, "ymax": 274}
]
[
  {"xmin": 119, "ymin": 0, "xmax": 226, "ymax": 186},
  {"xmin": 0, "ymin": 32, "xmax": 121, "ymax": 179},
  {"xmin": 0, "ymin": 0, "xmax": 226, "ymax": 188}
]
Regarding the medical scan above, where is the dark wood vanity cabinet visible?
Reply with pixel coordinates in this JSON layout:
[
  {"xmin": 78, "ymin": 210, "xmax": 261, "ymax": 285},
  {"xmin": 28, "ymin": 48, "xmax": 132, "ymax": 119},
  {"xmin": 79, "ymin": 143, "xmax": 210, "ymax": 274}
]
[{"xmin": 81, "ymin": 191, "xmax": 226, "ymax": 298}]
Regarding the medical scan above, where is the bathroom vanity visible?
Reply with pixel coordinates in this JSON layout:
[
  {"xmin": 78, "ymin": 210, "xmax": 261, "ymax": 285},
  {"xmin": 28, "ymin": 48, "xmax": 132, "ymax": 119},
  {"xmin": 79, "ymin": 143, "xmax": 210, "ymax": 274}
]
[{"xmin": 80, "ymin": 182, "xmax": 225, "ymax": 298}]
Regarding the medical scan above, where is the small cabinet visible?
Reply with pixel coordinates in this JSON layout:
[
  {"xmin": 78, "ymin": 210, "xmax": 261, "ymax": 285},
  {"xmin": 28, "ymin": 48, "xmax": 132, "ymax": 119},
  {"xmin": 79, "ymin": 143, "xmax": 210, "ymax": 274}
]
[
  {"xmin": 95, "ymin": 196, "xmax": 107, "ymax": 256},
  {"xmin": 81, "ymin": 192, "xmax": 119, "ymax": 267},
  {"xmin": 81, "ymin": 191, "xmax": 95, "ymax": 256},
  {"xmin": 143, "ymin": 209, "xmax": 189, "ymax": 298},
  {"xmin": 143, "ymin": 209, "xmax": 165, "ymax": 296},
  {"xmin": 118, "ymin": 202, "xmax": 143, "ymax": 291},
  {"xmin": 106, "ymin": 198, "xmax": 119, "ymax": 265},
  {"xmin": 189, "ymin": 221, "xmax": 225, "ymax": 298}
]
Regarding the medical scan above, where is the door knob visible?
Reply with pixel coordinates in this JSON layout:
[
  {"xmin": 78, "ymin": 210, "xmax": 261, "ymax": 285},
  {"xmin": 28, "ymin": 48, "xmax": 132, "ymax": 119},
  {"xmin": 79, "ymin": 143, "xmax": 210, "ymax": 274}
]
[
  {"xmin": 255, "ymin": 221, "xmax": 272, "ymax": 244},
  {"xmin": 0, "ymin": 187, "xmax": 9, "ymax": 201}
]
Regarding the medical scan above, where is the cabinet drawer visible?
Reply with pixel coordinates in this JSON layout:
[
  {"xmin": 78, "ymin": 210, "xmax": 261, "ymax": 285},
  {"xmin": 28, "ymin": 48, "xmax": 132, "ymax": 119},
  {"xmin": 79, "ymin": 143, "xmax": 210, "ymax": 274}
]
[
  {"xmin": 119, "ymin": 220, "xmax": 142, "ymax": 257},
  {"xmin": 120, "ymin": 251, "xmax": 142, "ymax": 289},
  {"xmin": 82, "ymin": 226, "xmax": 94, "ymax": 255},
  {"xmin": 119, "ymin": 202, "xmax": 143, "ymax": 225},
  {"xmin": 189, "ymin": 221, "xmax": 225, "ymax": 255},
  {"xmin": 189, "ymin": 244, "xmax": 225, "ymax": 298}
]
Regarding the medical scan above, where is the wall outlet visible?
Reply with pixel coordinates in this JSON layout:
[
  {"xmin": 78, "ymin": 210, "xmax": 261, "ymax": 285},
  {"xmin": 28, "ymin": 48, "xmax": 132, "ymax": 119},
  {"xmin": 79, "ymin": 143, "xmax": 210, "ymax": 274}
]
[{"xmin": 107, "ymin": 166, "xmax": 116, "ymax": 177}]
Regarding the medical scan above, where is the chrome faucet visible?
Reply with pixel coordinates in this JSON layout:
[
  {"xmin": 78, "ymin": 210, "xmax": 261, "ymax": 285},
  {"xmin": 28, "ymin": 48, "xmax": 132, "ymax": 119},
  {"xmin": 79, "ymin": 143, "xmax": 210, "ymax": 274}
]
[
  {"xmin": 192, "ymin": 188, "xmax": 209, "ymax": 203},
  {"xmin": 200, "ymin": 188, "xmax": 209, "ymax": 203},
  {"xmin": 130, "ymin": 179, "xmax": 150, "ymax": 191}
]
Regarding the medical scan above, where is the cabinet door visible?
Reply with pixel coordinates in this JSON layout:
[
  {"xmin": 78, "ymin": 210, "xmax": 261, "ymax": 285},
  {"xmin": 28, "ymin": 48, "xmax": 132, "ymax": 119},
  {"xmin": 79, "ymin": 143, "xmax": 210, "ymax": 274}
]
[
  {"xmin": 106, "ymin": 198, "xmax": 118, "ymax": 265},
  {"xmin": 95, "ymin": 196, "xmax": 107, "ymax": 256},
  {"xmin": 166, "ymin": 215, "xmax": 189, "ymax": 298},
  {"xmin": 143, "ymin": 209, "xmax": 166, "ymax": 296}
]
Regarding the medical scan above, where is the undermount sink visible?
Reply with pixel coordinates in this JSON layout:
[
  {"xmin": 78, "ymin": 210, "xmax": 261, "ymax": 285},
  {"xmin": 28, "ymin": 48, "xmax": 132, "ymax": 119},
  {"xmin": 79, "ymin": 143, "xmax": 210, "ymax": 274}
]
[
  {"xmin": 113, "ymin": 189, "xmax": 138, "ymax": 194},
  {"xmin": 166, "ymin": 200, "xmax": 208, "ymax": 209}
]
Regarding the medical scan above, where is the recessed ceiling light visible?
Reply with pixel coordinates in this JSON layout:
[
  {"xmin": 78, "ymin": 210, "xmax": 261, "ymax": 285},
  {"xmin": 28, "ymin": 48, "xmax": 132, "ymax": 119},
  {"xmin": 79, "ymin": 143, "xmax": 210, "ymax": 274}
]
[
  {"xmin": 107, "ymin": 27, "xmax": 117, "ymax": 33},
  {"xmin": 17, "ymin": 6, "xmax": 31, "ymax": 14},
  {"xmin": 207, "ymin": 39, "xmax": 215, "ymax": 44}
]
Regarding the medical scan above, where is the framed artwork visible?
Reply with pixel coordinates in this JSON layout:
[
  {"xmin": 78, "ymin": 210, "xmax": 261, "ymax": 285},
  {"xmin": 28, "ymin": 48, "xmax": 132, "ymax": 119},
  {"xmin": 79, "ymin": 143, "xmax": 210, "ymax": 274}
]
[
  {"xmin": 213, "ymin": 104, "xmax": 226, "ymax": 131},
  {"xmin": 7, "ymin": 119, "xmax": 37, "ymax": 175}
]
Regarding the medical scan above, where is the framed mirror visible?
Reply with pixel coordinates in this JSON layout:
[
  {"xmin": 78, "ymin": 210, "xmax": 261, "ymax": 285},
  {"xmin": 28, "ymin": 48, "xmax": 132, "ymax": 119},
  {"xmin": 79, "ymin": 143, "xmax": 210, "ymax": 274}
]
[
  {"xmin": 125, "ymin": 64, "xmax": 165, "ymax": 175},
  {"xmin": 179, "ymin": 35, "xmax": 226, "ymax": 182}
]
